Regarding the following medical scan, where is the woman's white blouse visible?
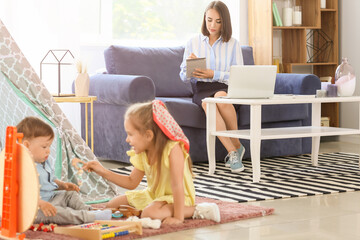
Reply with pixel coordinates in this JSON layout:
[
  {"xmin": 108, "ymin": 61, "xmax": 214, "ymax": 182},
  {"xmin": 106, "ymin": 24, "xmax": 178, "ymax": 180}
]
[{"xmin": 179, "ymin": 34, "xmax": 243, "ymax": 84}]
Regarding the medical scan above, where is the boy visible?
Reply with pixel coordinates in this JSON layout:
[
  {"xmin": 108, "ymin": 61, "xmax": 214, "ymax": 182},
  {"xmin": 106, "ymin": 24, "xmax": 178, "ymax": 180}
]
[{"xmin": 16, "ymin": 116, "xmax": 111, "ymax": 225}]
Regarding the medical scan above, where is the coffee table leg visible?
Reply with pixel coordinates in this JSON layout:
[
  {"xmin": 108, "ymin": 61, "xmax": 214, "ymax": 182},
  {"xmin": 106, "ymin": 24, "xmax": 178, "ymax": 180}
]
[
  {"xmin": 250, "ymin": 104, "xmax": 261, "ymax": 182},
  {"xmin": 311, "ymin": 137, "xmax": 320, "ymax": 166},
  {"xmin": 311, "ymin": 102, "xmax": 321, "ymax": 166},
  {"xmin": 206, "ymin": 102, "xmax": 217, "ymax": 174},
  {"xmin": 358, "ymin": 102, "xmax": 360, "ymax": 168}
]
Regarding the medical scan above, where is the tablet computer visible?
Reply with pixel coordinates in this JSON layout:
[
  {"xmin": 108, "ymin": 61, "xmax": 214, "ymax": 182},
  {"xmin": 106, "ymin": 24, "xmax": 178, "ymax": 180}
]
[{"xmin": 186, "ymin": 57, "xmax": 206, "ymax": 78}]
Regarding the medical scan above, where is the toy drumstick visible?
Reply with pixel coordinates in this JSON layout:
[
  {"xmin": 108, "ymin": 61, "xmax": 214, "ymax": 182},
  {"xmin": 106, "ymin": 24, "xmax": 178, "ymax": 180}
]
[
  {"xmin": 71, "ymin": 158, "xmax": 86, "ymax": 170},
  {"xmin": 71, "ymin": 158, "xmax": 86, "ymax": 186}
]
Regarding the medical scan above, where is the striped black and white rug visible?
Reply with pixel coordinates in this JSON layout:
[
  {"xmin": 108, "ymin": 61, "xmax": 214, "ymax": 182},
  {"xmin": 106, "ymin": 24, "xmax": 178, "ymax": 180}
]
[{"xmin": 111, "ymin": 152, "xmax": 360, "ymax": 203}]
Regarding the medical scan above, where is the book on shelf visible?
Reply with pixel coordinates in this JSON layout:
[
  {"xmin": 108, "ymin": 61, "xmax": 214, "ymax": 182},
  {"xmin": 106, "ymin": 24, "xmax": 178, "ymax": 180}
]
[
  {"xmin": 273, "ymin": 10, "xmax": 279, "ymax": 26},
  {"xmin": 272, "ymin": 2, "xmax": 282, "ymax": 27},
  {"xmin": 273, "ymin": 57, "xmax": 284, "ymax": 73}
]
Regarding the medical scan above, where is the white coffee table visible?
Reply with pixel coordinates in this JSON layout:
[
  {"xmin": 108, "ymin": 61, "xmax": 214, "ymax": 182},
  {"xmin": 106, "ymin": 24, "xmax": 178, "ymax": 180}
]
[{"xmin": 203, "ymin": 96, "xmax": 360, "ymax": 182}]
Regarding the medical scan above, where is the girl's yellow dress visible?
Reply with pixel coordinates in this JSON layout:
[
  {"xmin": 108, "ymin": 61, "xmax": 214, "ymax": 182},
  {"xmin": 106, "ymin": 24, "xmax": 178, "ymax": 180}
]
[{"xmin": 125, "ymin": 140, "xmax": 195, "ymax": 210}]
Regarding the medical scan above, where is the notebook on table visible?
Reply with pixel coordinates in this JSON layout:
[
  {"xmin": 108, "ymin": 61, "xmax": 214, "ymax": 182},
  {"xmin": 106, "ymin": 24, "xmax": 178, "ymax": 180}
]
[{"xmin": 224, "ymin": 65, "xmax": 277, "ymax": 99}]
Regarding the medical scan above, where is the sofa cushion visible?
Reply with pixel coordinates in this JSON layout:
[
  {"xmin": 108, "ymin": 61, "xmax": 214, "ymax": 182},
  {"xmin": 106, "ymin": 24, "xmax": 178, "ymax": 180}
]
[
  {"xmin": 104, "ymin": 45, "xmax": 193, "ymax": 97},
  {"xmin": 237, "ymin": 104, "xmax": 309, "ymax": 126},
  {"xmin": 241, "ymin": 46, "xmax": 255, "ymax": 65},
  {"xmin": 157, "ymin": 98, "xmax": 309, "ymax": 130},
  {"xmin": 157, "ymin": 97, "xmax": 205, "ymax": 129}
]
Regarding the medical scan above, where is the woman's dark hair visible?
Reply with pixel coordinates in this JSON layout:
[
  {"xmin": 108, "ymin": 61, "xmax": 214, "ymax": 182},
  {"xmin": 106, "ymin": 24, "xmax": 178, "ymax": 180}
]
[{"xmin": 201, "ymin": 1, "xmax": 232, "ymax": 42}]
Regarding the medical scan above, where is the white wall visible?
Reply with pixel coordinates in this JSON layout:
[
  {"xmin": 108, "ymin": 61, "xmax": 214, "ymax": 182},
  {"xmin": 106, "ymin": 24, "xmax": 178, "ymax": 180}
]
[
  {"xmin": 339, "ymin": 0, "xmax": 360, "ymax": 130},
  {"xmin": 0, "ymin": 0, "xmax": 101, "ymax": 133},
  {"xmin": 239, "ymin": 0, "xmax": 248, "ymax": 45}
]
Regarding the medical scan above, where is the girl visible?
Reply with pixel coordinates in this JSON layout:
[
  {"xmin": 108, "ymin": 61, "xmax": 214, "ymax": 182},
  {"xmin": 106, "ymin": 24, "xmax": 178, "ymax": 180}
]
[
  {"xmin": 179, "ymin": 1, "xmax": 245, "ymax": 173},
  {"xmin": 83, "ymin": 100, "xmax": 220, "ymax": 224}
]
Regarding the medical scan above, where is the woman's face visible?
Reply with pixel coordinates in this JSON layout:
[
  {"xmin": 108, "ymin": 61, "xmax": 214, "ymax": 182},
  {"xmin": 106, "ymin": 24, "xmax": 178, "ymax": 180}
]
[{"xmin": 205, "ymin": 8, "xmax": 222, "ymax": 38}]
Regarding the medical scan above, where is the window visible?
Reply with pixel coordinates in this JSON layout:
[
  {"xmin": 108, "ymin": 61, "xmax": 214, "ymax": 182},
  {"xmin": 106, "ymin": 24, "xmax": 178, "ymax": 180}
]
[{"xmin": 101, "ymin": 0, "xmax": 240, "ymax": 46}]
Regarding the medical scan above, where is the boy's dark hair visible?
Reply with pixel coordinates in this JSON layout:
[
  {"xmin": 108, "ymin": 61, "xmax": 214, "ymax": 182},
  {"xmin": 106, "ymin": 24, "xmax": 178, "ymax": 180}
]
[
  {"xmin": 16, "ymin": 116, "xmax": 54, "ymax": 140},
  {"xmin": 201, "ymin": 1, "xmax": 232, "ymax": 42}
]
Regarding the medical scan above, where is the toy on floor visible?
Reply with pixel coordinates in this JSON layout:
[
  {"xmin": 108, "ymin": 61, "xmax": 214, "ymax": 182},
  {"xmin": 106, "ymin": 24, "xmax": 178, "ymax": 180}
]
[
  {"xmin": 0, "ymin": 126, "xmax": 40, "ymax": 240},
  {"xmin": 117, "ymin": 205, "xmax": 142, "ymax": 218},
  {"xmin": 111, "ymin": 211, "xmax": 123, "ymax": 218},
  {"xmin": 54, "ymin": 220, "xmax": 142, "ymax": 240},
  {"xmin": 93, "ymin": 205, "xmax": 142, "ymax": 218},
  {"xmin": 29, "ymin": 223, "xmax": 57, "ymax": 232},
  {"xmin": 126, "ymin": 216, "xmax": 161, "ymax": 229}
]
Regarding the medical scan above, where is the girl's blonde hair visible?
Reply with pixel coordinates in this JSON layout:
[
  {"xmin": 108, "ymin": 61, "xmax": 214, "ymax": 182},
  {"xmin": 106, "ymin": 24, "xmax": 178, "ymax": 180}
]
[{"xmin": 125, "ymin": 101, "xmax": 193, "ymax": 191}]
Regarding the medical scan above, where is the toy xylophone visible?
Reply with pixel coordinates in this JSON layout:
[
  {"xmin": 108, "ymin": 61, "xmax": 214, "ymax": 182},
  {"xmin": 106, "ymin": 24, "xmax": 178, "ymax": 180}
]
[{"xmin": 54, "ymin": 220, "xmax": 142, "ymax": 240}]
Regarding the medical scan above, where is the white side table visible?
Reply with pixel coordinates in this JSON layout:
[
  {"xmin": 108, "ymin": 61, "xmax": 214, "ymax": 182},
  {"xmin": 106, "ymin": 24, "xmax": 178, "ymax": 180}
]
[{"xmin": 203, "ymin": 96, "xmax": 360, "ymax": 182}]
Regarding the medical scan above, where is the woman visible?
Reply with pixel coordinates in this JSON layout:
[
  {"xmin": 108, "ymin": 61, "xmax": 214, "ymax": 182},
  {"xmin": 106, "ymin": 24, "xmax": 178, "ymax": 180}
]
[{"xmin": 179, "ymin": 1, "xmax": 244, "ymax": 173}]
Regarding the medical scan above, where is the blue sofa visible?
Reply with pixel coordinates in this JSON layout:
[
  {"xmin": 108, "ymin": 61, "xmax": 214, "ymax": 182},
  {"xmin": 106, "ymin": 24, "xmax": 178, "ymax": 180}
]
[{"xmin": 81, "ymin": 45, "xmax": 321, "ymax": 163}]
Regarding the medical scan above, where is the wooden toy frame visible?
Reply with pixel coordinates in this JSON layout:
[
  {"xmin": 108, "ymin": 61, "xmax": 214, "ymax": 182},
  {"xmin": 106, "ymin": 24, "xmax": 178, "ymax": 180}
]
[
  {"xmin": 0, "ymin": 126, "xmax": 39, "ymax": 239},
  {"xmin": 54, "ymin": 220, "xmax": 142, "ymax": 240}
]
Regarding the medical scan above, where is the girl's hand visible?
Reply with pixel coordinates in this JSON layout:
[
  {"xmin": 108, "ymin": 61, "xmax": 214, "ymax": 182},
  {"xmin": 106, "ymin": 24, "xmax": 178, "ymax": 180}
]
[
  {"xmin": 82, "ymin": 161, "xmax": 106, "ymax": 176},
  {"xmin": 162, "ymin": 216, "xmax": 183, "ymax": 225},
  {"xmin": 188, "ymin": 53, "xmax": 197, "ymax": 59},
  {"xmin": 63, "ymin": 182, "xmax": 80, "ymax": 192},
  {"xmin": 39, "ymin": 200, "xmax": 57, "ymax": 217},
  {"xmin": 193, "ymin": 68, "xmax": 214, "ymax": 79}
]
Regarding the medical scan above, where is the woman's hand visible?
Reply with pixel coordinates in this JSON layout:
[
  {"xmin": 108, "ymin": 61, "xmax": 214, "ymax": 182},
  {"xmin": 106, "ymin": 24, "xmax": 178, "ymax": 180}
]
[
  {"xmin": 39, "ymin": 200, "xmax": 57, "ymax": 217},
  {"xmin": 193, "ymin": 68, "xmax": 214, "ymax": 79},
  {"xmin": 162, "ymin": 216, "xmax": 183, "ymax": 225}
]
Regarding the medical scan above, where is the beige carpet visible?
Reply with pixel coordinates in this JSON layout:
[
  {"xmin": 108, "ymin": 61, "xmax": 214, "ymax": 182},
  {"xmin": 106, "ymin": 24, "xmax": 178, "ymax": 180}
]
[{"xmin": 23, "ymin": 197, "xmax": 274, "ymax": 239}]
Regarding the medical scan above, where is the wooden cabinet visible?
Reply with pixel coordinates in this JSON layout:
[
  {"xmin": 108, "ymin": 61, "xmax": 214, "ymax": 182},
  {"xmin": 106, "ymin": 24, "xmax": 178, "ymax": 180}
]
[{"xmin": 248, "ymin": 0, "xmax": 339, "ymax": 127}]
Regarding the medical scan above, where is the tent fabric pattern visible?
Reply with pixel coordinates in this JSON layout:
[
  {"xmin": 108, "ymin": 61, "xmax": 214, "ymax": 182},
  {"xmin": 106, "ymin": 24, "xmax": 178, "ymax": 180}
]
[
  {"xmin": 0, "ymin": 19, "xmax": 117, "ymax": 201},
  {"xmin": 0, "ymin": 73, "xmax": 60, "ymax": 175}
]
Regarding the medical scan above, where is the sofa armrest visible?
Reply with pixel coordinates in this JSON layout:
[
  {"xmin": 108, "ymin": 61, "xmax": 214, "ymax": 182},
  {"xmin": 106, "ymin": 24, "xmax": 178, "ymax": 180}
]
[
  {"xmin": 88, "ymin": 74, "xmax": 155, "ymax": 105},
  {"xmin": 274, "ymin": 73, "xmax": 321, "ymax": 95}
]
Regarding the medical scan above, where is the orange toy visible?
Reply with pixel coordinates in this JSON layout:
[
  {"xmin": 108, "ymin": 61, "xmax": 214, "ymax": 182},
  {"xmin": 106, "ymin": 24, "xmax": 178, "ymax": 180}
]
[{"xmin": 0, "ymin": 126, "xmax": 40, "ymax": 239}]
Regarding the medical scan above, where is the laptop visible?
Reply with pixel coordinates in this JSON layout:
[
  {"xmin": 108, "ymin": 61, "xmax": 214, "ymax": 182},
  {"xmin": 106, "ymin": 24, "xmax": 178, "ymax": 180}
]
[{"xmin": 225, "ymin": 65, "xmax": 277, "ymax": 99}]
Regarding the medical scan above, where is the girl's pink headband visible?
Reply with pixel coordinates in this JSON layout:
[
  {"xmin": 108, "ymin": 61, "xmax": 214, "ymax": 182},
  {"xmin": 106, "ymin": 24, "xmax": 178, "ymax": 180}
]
[{"xmin": 152, "ymin": 100, "xmax": 190, "ymax": 153}]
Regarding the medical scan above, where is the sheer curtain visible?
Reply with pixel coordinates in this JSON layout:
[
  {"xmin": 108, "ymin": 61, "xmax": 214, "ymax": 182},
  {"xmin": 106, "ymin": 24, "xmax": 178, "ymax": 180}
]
[{"xmin": 100, "ymin": 0, "xmax": 241, "ymax": 46}]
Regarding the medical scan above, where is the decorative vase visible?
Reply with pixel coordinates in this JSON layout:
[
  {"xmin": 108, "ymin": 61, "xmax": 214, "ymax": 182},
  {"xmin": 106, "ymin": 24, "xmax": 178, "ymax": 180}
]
[
  {"xmin": 75, "ymin": 73, "xmax": 90, "ymax": 97},
  {"xmin": 292, "ymin": 5, "xmax": 302, "ymax": 26},
  {"xmin": 282, "ymin": 0, "xmax": 293, "ymax": 27},
  {"xmin": 321, "ymin": 0, "xmax": 326, "ymax": 9},
  {"xmin": 335, "ymin": 58, "xmax": 356, "ymax": 97}
]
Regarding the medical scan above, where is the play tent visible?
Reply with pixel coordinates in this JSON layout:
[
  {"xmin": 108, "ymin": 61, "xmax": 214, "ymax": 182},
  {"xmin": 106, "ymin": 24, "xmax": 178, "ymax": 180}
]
[{"xmin": 0, "ymin": 19, "xmax": 117, "ymax": 201}]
